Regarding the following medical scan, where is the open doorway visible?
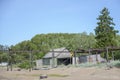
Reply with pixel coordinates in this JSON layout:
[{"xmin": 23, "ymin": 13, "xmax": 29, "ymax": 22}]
[{"xmin": 57, "ymin": 58, "xmax": 72, "ymax": 65}]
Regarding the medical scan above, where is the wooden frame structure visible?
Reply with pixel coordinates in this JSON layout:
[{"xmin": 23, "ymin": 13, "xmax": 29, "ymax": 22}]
[
  {"xmin": 0, "ymin": 46, "xmax": 120, "ymax": 71},
  {"xmin": 73, "ymin": 47, "xmax": 120, "ymax": 65}
]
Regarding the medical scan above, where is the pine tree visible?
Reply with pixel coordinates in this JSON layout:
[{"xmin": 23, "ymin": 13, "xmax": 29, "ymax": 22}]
[{"xmin": 94, "ymin": 7, "xmax": 118, "ymax": 48}]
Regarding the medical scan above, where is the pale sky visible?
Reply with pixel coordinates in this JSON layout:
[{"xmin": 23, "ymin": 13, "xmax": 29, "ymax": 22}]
[{"xmin": 0, "ymin": 0, "xmax": 120, "ymax": 46}]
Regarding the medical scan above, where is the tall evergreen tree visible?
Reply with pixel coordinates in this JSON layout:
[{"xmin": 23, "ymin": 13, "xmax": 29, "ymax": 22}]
[{"xmin": 94, "ymin": 7, "xmax": 118, "ymax": 48}]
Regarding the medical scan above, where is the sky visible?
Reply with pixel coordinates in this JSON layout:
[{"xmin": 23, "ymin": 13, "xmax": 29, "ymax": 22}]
[{"xmin": 0, "ymin": 0, "xmax": 120, "ymax": 46}]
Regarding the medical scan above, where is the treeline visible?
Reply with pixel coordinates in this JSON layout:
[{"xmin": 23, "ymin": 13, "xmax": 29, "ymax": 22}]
[{"xmin": 11, "ymin": 32, "xmax": 95, "ymax": 51}]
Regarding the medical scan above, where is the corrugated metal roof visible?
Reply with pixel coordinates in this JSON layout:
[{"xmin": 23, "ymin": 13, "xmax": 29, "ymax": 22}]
[{"xmin": 43, "ymin": 47, "xmax": 71, "ymax": 58}]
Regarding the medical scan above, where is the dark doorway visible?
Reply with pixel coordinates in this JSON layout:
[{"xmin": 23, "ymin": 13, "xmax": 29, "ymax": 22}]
[
  {"xmin": 78, "ymin": 55, "xmax": 87, "ymax": 63},
  {"xmin": 57, "ymin": 58, "xmax": 72, "ymax": 65}
]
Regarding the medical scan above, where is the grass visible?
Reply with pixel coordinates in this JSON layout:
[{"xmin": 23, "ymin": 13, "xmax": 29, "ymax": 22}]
[
  {"xmin": 109, "ymin": 60, "xmax": 120, "ymax": 68},
  {"xmin": 48, "ymin": 74, "xmax": 69, "ymax": 77},
  {"xmin": 74, "ymin": 60, "xmax": 120, "ymax": 68},
  {"xmin": 15, "ymin": 73, "xmax": 68, "ymax": 78}
]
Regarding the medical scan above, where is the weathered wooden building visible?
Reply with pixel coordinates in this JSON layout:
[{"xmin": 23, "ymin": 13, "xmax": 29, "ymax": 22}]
[
  {"xmin": 36, "ymin": 47, "xmax": 105, "ymax": 69},
  {"xmin": 36, "ymin": 47, "xmax": 72, "ymax": 69}
]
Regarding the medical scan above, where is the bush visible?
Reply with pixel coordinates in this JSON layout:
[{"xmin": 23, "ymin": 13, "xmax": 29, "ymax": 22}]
[
  {"xmin": 18, "ymin": 61, "xmax": 30, "ymax": 69},
  {"xmin": 114, "ymin": 52, "xmax": 120, "ymax": 60},
  {"xmin": 109, "ymin": 60, "xmax": 120, "ymax": 68}
]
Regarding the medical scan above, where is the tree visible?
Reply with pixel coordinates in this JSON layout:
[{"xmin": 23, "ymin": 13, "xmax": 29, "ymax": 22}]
[
  {"xmin": 0, "ymin": 45, "xmax": 9, "ymax": 63},
  {"xmin": 94, "ymin": 7, "xmax": 118, "ymax": 48}
]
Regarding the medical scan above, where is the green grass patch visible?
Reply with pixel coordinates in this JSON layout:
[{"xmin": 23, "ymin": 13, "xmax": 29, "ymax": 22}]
[
  {"xmin": 48, "ymin": 74, "xmax": 68, "ymax": 77},
  {"xmin": 76, "ymin": 60, "xmax": 120, "ymax": 68},
  {"xmin": 110, "ymin": 60, "xmax": 120, "ymax": 68},
  {"xmin": 15, "ymin": 74, "xmax": 68, "ymax": 77},
  {"xmin": 31, "ymin": 74, "xmax": 41, "ymax": 76}
]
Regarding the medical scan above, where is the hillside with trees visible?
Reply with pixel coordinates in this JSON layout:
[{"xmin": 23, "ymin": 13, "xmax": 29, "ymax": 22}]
[{"xmin": 10, "ymin": 32, "xmax": 95, "ymax": 59}]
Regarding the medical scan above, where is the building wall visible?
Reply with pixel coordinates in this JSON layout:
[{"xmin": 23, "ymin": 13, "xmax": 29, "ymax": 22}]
[
  {"xmin": 77, "ymin": 54, "xmax": 106, "ymax": 64},
  {"xmin": 36, "ymin": 58, "xmax": 58, "ymax": 69},
  {"xmin": 36, "ymin": 59, "xmax": 43, "ymax": 69},
  {"xmin": 36, "ymin": 54, "xmax": 106, "ymax": 68}
]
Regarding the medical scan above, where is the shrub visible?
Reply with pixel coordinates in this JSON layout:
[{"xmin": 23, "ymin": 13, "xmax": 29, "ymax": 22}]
[{"xmin": 18, "ymin": 61, "xmax": 30, "ymax": 69}]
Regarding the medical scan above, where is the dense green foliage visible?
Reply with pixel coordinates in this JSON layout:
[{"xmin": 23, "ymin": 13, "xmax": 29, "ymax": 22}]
[
  {"xmin": 0, "ymin": 45, "xmax": 9, "ymax": 63},
  {"xmin": 94, "ymin": 7, "xmax": 118, "ymax": 48},
  {"xmin": 11, "ymin": 32, "xmax": 96, "ymax": 51},
  {"xmin": 31, "ymin": 32, "xmax": 95, "ymax": 50}
]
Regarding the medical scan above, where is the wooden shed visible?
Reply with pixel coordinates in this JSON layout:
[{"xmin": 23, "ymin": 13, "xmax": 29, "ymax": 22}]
[{"xmin": 36, "ymin": 47, "xmax": 72, "ymax": 69}]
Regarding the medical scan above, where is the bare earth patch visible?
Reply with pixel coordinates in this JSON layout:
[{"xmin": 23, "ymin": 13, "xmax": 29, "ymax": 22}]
[{"xmin": 0, "ymin": 67, "xmax": 120, "ymax": 80}]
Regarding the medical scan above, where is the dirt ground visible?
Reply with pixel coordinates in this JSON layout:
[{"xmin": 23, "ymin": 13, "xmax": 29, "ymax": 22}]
[{"xmin": 0, "ymin": 67, "xmax": 120, "ymax": 80}]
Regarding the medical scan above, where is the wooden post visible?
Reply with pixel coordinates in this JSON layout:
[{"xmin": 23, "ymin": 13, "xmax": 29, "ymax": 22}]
[
  {"xmin": 7, "ymin": 50, "xmax": 9, "ymax": 71},
  {"xmin": 52, "ymin": 49, "xmax": 54, "ymax": 68},
  {"xmin": 96, "ymin": 52, "xmax": 98, "ymax": 63},
  {"xmin": 89, "ymin": 49, "xmax": 91, "ymax": 62},
  {"xmin": 29, "ymin": 51, "xmax": 32, "ymax": 72},
  {"xmin": 9, "ymin": 49, "xmax": 13, "ymax": 71},
  {"xmin": 112, "ymin": 51, "xmax": 114, "ymax": 61},
  {"xmin": 70, "ymin": 56, "xmax": 72, "ymax": 64},
  {"xmin": 10, "ymin": 58, "xmax": 12, "ymax": 71},
  {"xmin": 74, "ymin": 51, "xmax": 76, "ymax": 66},
  {"xmin": 106, "ymin": 47, "xmax": 109, "ymax": 62}
]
